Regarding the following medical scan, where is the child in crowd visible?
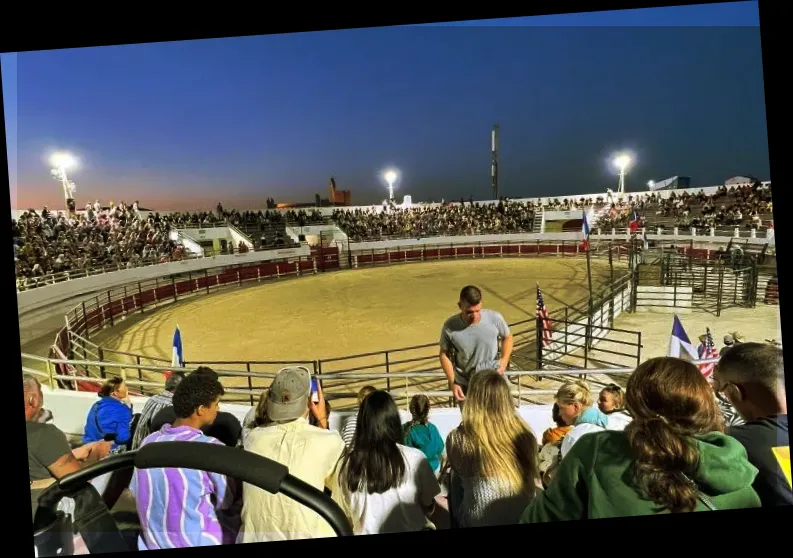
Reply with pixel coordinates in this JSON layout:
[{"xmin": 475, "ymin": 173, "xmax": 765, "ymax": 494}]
[
  {"xmin": 538, "ymin": 403, "xmax": 574, "ymax": 488},
  {"xmin": 541, "ymin": 403, "xmax": 572, "ymax": 446},
  {"xmin": 598, "ymin": 384, "xmax": 631, "ymax": 431},
  {"xmin": 403, "ymin": 395, "xmax": 445, "ymax": 474}
]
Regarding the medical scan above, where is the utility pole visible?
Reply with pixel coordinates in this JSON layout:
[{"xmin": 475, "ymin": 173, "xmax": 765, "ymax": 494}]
[{"xmin": 491, "ymin": 124, "xmax": 499, "ymax": 199}]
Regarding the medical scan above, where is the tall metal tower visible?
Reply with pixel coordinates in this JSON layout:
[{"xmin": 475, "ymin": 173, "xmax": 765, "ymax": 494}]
[{"xmin": 491, "ymin": 124, "xmax": 500, "ymax": 199}]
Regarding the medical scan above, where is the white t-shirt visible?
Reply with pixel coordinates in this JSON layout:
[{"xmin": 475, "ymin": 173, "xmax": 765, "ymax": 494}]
[
  {"xmin": 560, "ymin": 423, "xmax": 605, "ymax": 459},
  {"xmin": 333, "ymin": 444, "xmax": 440, "ymax": 535},
  {"xmin": 604, "ymin": 411, "xmax": 632, "ymax": 432}
]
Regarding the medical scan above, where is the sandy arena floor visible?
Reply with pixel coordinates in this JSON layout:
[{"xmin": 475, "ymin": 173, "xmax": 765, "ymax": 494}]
[{"xmin": 88, "ymin": 257, "xmax": 620, "ymax": 408}]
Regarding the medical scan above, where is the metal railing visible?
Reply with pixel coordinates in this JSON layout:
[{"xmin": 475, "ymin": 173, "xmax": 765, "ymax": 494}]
[
  {"xmin": 593, "ymin": 225, "xmax": 773, "ymax": 240},
  {"xmin": 21, "ymin": 352, "xmax": 723, "ymax": 409},
  {"xmin": 32, "ymin": 239, "xmax": 647, "ymax": 410},
  {"xmin": 51, "ymin": 260, "xmax": 638, "ymax": 407}
]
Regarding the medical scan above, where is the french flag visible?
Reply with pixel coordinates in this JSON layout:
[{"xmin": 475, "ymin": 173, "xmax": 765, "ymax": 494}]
[
  {"xmin": 171, "ymin": 325, "xmax": 184, "ymax": 370},
  {"xmin": 581, "ymin": 210, "xmax": 591, "ymax": 252},
  {"xmin": 629, "ymin": 209, "xmax": 640, "ymax": 233},
  {"xmin": 667, "ymin": 315, "xmax": 699, "ymax": 361}
]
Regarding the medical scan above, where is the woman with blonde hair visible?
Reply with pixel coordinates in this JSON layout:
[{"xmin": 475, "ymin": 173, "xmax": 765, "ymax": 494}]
[
  {"xmin": 521, "ymin": 357, "xmax": 760, "ymax": 522},
  {"xmin": 446, "ymin": 370, "xmax": 540, "ymax": 528},
  {"xmin": 555, "ymin": 380, "xmax": 608, "ymax": 458}
]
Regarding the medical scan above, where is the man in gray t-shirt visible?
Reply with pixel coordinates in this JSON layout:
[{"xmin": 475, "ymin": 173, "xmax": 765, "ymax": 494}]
[{"xmin": 439, "ymin": 285, "xmax": 513, "ymax": 404}]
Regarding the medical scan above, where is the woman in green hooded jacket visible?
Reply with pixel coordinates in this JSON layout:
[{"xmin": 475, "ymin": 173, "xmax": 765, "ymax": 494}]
[{"xmin": 521, "ymin": 357, "xmax": 761, "ymax": 522}]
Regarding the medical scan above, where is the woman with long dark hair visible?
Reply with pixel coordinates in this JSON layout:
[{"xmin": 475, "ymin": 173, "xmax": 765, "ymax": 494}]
[
  {"xmin": 332, "ymin": 390, "xmax": 441, "ymax": 534},
  {"xmin": 521, "ymin": 357, "xmax": 761, "ymax": 522}
]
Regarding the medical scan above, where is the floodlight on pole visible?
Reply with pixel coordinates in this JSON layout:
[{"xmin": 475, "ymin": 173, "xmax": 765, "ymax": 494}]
[
  {"xmin": 49, "ymin": 151, "xmax": 78, "ymax": 213},
  {"xmin": 613, "ymin": 154, "xmax": 631, "ymax": 194},
  {"xmin": 383, "ymin": 169, "xmax": 398, "ymax": 202},
  {"xmin": 647, "ymin": 180, "xmax": 655, "ymax": 190}
]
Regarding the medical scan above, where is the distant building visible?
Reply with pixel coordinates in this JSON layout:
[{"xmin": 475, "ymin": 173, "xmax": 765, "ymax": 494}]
[{"xmin": 329, "ymin": 177, "xmax": 352, "ymax": 206}]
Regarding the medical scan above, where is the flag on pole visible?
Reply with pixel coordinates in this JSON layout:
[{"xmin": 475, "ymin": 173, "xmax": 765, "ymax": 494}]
[
  {"xmin": 536, "ymin": 283, "xmax": 553, "ymax": 347},
  {"xmin": 581, "ymin": 210, "xmax": 591, "ymax": 252},
  {"xmin": 698, "ymin": 328, "xmax": 719, "ymax": 379},
  {"xmin": 667, "ymin": 315, "xmax": 699, "ymax": 361},
  {"xmin": 172, "ymin": 325, "xmax": 184, "ymax": 369}
]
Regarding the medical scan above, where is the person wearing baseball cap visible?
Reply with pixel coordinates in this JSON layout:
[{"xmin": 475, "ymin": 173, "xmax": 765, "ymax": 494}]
[{"xmin": 239, "ymin": 366, "xmax": 345, "ymax": 543}]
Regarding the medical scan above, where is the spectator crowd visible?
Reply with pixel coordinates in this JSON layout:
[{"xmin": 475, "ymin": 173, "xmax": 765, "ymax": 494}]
[
  {"xmin": 333, "ymin": 199, "xmax": 537, "ymax": 242},
  {"xmin": 26, "ymin": 334, "xmax": 788, "ymax": 550},
  {"xmin": 13, "ymin": 201, "xmax": 181, "ymax": 286},
  {"xmin": 14, "ymin": 183, "xmax": 773, "ymax": 287},
  {"xmin": 595, "ymin": 182, "xmax": 773, "ymax": 234}
]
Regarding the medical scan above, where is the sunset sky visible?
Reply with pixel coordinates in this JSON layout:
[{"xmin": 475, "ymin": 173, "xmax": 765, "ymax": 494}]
[{"xmin": 3, "ymin": 1, "xmax": 767, "ymax": 212}]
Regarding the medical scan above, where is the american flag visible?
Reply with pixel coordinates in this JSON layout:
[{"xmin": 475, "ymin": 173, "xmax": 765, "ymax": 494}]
[
  {"xmin": 699, "ymin": 328, "xmax": 719, "ymax": 379},
  {"xmin": 537, "ymin": 284, "xmax": 553, "ymax": 346}
]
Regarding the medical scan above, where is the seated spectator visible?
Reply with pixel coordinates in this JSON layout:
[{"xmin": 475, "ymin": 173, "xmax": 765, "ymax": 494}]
[
  {"xmin": 131, "ymin": 371, "xmax": 185, "ymax": 449},
  {"xmin": 150, "ymin": 367, "xmax": 242, "ymax": 447},
  {"xmin": 446, "ymin": 370, "xmax": 540, "ymax": 528},
  {"xmin": 715, "ymin": 343, "xmax": 791, "ymax": 506},
  {"xmin": 541, "ymin": 403, "xmax": 572, "ymax": 446},
  {"xmin": 555, "ymin": 381, "xmax": 608, "ymax": 458},
  {"xmin": 83, "ymin": 377, "xmax": 134, "ymax": 451},
  {"xmin": 598, "ymin": 384, "xmax": 632, "ymax": 431},
  {"xmin": 521, "ymin": 357, "xmax": 761, "ymax": 523},
  {"xmin": 402, "ymin": 394, "xmax": 445, "ymax": 474},
  {"xmin": 721, "ymin": 332, "xmax": 744, "ymax": 356},
  {"xmin": 241, "ymin": 389, "xmax": 267, "ymax": 445},
  {"xmin": 131, "ymin": 371, "xmax": 241, "ymax": 549},
  {"xmin": 239, "ymin": 367, "xmax": 345, "ymax": 542},
  {"xmin": 538, "ymin": 403, "xmax": 573, "ymax": 488},
  {"xmin": 26, "ymin": 375, "xmax": 112, "ymax": 520},
  {"xmin": 341, "ymin": 385, "xmax": 376, "ymax": 447},
  {"xmin": 332, "ymin": 390, "xmax": 441, "ymax": 534}
]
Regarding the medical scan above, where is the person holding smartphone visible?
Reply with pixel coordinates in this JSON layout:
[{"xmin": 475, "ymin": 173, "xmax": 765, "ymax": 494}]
[{"xmin": 239, "ymin": 366, "xmax": 345, "ymax": 542}]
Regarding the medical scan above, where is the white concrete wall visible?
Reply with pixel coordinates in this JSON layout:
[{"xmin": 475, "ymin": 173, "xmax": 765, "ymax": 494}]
[
  {"xmin": 40, "ymin": 385, "xmax": 557, "ymax": 444},
  {"xmin": 16, "ymin": 245, "xmax": 311, "ymax": 317}
]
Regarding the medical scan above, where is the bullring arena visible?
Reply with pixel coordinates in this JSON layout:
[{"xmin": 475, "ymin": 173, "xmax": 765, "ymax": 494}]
[{"xmin": 87, "ymin": 256, "xmax": 618, "ymax": 409}]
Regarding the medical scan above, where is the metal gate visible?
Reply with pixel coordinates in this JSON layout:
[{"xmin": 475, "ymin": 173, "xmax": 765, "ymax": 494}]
[{"xmin": 659, "ymin": 253, "xmax": 758, "ymax": 316}]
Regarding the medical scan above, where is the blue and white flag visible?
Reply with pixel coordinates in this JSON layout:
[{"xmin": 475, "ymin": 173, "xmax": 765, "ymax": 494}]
[
  {"xmin": 172, "ymin": 325, "xmax": 184, "ymax": 369},
  {"xmin": 581, "ymin": 209, "xmax": 591, "ymax": 251},
  {"xmin": 668, "ymin": 315, "xmax": 699, "ymax": 361}
]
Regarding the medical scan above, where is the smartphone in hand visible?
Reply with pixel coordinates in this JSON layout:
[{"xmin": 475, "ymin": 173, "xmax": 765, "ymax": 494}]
[{"xmin": 310, "ymin": 376, "xmax": 320, "ymax": 403}]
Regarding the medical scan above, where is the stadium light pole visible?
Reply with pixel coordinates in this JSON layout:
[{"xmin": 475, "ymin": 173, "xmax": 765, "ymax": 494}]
[
  {"xmin": 383, "ymin": 169, "xmax": 398, "ymax": 202},
  {"xmin": 50, "ymin": 152, "xmax": 78, "ymax": 214},
  {"xmin": 647, "ymin": 180, "xmax": 655, "ymax": 190},
  {"xmin": 613, "ymin": 154, "xmax": 631, "ymax": 194}
]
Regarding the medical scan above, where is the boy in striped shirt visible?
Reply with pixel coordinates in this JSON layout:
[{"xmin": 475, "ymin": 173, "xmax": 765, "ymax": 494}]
[{"xmin": 131, "ymin": 371, "xmax": 241, "ymax": 550}]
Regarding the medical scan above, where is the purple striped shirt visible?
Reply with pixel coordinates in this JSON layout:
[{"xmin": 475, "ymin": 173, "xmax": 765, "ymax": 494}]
[{"xmin": 130, "ymin": 424, "xmax": 240, "ymax": 550}]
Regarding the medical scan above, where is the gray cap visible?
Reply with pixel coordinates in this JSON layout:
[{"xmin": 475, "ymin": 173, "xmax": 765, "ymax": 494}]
[{"xmin": 267, "ymin": 366, "xmax": 311, "ymax": 422}]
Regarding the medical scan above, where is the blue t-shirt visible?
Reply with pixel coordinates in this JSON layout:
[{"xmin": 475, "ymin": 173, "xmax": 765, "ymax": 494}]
[{"xmin": 403, "ymin": 421, "xmax": 445, "ymax": 472}]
